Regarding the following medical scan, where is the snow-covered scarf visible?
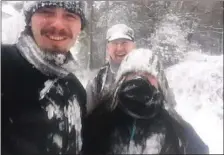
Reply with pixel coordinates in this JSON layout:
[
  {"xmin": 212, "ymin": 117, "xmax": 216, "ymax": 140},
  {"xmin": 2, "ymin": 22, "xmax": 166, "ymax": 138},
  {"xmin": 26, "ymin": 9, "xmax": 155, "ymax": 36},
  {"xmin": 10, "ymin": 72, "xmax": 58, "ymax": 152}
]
[{"xmin": 16, "ymin": 32, "xmax": 77, "ymax": 78}]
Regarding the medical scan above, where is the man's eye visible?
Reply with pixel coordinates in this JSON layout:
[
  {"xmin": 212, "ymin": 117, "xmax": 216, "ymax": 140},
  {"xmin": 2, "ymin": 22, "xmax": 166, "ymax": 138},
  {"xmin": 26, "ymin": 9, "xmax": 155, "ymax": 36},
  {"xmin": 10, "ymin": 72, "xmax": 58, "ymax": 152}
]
[
  {"xmin": 111, "ymin": 42, "xmax": 117, "ymax": 45},
  {"xmin": 66, "ymin": 14, "xmax": 78, "ymax": 19},
  {"xmin": 37, "ymin": 9, "xmax": 54, "ymax": 15}
]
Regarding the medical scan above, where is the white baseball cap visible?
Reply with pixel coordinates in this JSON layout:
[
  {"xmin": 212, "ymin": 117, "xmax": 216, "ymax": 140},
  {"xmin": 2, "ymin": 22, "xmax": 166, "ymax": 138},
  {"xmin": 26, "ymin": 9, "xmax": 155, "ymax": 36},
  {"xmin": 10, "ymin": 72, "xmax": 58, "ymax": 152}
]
[{"xmin": 106, "ymin": 24, "xmax": 134, "ymax": 42}]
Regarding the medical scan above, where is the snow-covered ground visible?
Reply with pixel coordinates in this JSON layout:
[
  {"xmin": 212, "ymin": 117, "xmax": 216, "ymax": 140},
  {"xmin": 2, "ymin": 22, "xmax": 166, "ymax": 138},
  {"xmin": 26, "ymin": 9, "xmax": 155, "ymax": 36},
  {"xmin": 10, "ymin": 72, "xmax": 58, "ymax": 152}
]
[{"xmin": 2, "ymin": 3, "xmax": 223, "ymax": 154}]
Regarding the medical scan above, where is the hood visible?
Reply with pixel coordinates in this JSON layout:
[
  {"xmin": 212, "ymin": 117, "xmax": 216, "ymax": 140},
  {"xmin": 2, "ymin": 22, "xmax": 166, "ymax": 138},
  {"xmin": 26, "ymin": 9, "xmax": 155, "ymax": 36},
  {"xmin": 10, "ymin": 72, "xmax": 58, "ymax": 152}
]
[{"xmin": 115, "ymin": 48, "xmax": 170, "ymax": 104}]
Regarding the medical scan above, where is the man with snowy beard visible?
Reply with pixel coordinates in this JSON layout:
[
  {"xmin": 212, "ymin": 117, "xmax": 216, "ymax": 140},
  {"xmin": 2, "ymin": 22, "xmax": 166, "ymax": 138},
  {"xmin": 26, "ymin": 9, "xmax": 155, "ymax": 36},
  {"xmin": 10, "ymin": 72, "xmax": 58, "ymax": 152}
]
[
  {"xmin": 2, "ymin": 1, "xmax": 87, "ymax": 155},
  {"xmin": 82, "ymin": 48, "xmax": 209, "ymax": 154}
]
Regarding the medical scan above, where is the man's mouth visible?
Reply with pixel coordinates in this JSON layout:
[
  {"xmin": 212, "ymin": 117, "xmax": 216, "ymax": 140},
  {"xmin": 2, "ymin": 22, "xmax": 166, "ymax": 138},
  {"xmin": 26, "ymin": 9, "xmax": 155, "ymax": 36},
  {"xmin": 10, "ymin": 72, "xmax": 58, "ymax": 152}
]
[
  {"xmin": 45, "ymin": 35, "xmax": 67, "ymax": 41},
  {"xmin": 116, "ymin": 54, "xmax": 126, "ymax": 57}
]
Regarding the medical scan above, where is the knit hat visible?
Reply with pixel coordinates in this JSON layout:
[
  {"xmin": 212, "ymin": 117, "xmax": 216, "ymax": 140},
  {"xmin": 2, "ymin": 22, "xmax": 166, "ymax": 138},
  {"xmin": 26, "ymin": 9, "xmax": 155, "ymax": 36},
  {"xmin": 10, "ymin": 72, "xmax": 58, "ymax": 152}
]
[
  {"xmin": 23, "ymin": 1, "xmax": 86, "ymax": 30},
  {"xmin": 106, "ymin": 24, "xmax": 134, "ymax": 42}
]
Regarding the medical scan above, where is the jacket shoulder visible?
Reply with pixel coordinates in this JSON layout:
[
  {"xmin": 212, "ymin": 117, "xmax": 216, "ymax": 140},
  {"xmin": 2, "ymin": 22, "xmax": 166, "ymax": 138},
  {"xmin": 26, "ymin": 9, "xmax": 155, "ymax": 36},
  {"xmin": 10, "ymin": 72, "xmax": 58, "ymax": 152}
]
[
  {"xmin": 1, "ymin": 44, "xmax": 18, "ymax": 55},
  {"xmin": 93, "ymin": 63, "xmax": 110, "ymax": 92},
  {"xmin": 96, "ymin": 63, "xmax": 110, "ymax": 81},
  {"xmin": 1, "ymin": 44, "xmax": 23, "ymax": 63}
]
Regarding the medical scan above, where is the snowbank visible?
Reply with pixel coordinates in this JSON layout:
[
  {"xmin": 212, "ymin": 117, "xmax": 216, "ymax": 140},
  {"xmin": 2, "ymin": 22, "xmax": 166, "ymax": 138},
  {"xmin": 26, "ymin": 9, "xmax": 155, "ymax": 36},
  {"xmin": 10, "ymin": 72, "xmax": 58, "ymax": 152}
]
[{"xmin": 166, "ymin": 52, "xmax": 223, "ymax": 154}]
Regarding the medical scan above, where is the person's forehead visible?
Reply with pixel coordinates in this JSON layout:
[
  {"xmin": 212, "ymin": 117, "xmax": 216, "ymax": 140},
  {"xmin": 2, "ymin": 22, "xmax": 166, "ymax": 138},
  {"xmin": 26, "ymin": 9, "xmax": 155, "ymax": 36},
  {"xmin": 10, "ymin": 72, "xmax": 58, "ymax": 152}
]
[{"xmin": 108, "ymin": 38, "xmax": 133, "ymax": 44}]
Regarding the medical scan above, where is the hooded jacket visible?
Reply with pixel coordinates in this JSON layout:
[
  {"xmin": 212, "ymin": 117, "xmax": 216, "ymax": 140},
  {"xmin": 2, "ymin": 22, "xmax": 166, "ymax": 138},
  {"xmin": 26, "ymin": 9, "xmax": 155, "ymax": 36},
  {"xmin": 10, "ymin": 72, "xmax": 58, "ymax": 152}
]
[
  {"xmin": 82, "ymin": 48, "xmax": 209, "ymax": 154},
  {"xmin": 2, "ymin": 38, "xmax": 86, "ymax": 154}
]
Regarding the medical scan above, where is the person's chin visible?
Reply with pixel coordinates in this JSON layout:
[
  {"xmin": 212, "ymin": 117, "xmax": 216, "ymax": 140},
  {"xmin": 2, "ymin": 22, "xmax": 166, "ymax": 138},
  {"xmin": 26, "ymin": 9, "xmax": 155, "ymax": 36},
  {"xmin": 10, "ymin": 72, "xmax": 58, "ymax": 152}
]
[
  {"xmin": 41, "ymin": 44, "xmax": 69, "ymax": 54},
  {"xmin": 115, "ymin": 57, "xmax": 125, "ymax": 63},
  {"xmin": 42, "ymin": 40, "xmax": 70, "ymax": 53},
  {"xmin": 113, "ymin": 59, "xmax": 122, "ymax": 64}
]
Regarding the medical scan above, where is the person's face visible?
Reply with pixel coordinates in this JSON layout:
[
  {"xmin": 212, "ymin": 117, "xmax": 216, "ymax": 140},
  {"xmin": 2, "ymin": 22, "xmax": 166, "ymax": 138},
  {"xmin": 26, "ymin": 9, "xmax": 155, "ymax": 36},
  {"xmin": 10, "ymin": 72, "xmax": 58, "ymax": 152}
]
[
  {"xmin": 107, "ymin": 39, "xmax": 135, "ymax": 64},
  {"xmin": 31, "ymin": 7, "xmax": 82, "ymax": 53}
]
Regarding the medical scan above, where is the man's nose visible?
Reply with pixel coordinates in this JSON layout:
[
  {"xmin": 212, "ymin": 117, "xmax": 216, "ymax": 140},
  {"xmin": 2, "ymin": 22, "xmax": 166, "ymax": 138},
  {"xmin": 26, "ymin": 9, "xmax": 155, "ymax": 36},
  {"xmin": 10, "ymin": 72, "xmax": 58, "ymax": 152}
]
[
  {"xmin": 116, "ymin": 44, "xmax": 124, "ymax": 51},
  {"xmin": 50, "ymin": 16, "xmax": 66, "ymax": 31}
]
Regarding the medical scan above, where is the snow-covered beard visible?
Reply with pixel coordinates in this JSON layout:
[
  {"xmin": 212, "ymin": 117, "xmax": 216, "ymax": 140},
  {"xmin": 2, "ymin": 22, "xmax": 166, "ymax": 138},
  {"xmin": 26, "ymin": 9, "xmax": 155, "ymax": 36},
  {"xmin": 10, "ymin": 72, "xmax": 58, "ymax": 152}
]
[
  {"xmin": 16, "ymin": 31, "xmax": 77, "ymax": 77},
  {"xmin": 42, "ymin": 49, "xmax": 69, "ymax": 66}
]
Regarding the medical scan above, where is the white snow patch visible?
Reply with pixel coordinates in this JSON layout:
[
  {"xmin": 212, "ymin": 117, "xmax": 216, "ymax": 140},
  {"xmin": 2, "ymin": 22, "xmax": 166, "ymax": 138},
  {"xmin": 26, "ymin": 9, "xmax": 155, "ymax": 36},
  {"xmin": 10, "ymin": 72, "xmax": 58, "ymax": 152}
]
[
  {"xmin": 64, "ymin": 98, "xmax": 82, "ymax": 153},
  {"xmin": 45, "ymin": 100, "xmax": 63, "ymax": 120},
  {"xmin": 53, "ymin": 134, "xmax": 63, "ymax": 149},
  {"xmin": 166, "ymin": 52, "xmax": 223, "ymax": 154}
]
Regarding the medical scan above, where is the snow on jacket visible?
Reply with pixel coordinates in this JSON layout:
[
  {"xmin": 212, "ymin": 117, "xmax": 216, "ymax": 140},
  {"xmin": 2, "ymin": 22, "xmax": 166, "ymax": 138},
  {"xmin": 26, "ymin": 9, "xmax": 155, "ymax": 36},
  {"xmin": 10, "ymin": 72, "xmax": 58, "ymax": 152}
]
[
  {"xmin": 82, "ymin": 48, "xmax": 209, "ymax": 154},
  {"xmin": 2, "ymin": 44, "xmax": 86, "ymax": 155}
]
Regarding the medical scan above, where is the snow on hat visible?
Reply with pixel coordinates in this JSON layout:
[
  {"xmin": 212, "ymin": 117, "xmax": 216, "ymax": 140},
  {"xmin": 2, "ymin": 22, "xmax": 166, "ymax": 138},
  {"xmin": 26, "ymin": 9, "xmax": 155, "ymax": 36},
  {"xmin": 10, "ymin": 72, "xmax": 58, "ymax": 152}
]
[
  {"xmin": 115, "ymin": 48, "xmax": 171, "ymax": 103},
  {"xmin": 23, "ymin": 1, "xmax": 86, "ymax": 30},
  {"xmin": 106, "ymin": 24, "xmax": 134, "ymax": 42}
]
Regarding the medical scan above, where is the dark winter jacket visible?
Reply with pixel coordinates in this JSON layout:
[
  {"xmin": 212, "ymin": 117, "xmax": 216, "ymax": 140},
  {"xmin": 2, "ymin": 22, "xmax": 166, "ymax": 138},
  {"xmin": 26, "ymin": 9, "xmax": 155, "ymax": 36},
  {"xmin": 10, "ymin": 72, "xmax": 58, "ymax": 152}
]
[
  {"xmin": 82, "ymin": 97, "xmax": 209, "ymax": 154},
  {"xmin": 86, "ymin": 62, "xmax": 115, "ymax": 114},
  {"xmin": 82, "ymin": 48, "xmax": 209, "ymax": 154},
  {"xmin": 1, "ymin": 44, "xmax": 86, "ymax": 155}
]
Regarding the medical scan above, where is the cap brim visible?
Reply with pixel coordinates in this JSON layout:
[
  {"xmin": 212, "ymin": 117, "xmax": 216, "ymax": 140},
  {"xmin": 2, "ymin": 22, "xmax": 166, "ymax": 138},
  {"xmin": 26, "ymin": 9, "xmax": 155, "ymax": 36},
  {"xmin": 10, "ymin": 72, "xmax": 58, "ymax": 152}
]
[{"xmin": 108, "ymin": 33, "xmax": 133, "ymax": 42}]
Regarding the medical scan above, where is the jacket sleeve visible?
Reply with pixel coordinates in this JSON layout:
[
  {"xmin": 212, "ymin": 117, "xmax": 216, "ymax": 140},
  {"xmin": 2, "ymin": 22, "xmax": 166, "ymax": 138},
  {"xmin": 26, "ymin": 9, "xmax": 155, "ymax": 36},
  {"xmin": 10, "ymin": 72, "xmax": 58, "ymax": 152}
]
[{"xmin": 163, "ymin": 106, "xmax": 209, "ymax": 154}]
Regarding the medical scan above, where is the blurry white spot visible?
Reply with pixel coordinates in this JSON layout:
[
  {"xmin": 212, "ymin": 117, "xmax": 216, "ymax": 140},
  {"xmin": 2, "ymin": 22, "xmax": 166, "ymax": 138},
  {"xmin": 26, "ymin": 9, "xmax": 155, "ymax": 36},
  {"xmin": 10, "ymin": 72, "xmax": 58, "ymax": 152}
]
[
  {"xmin": 143, "ymin": 133, "xmax": 164, "ymax": 154},
  {"xmin": 39, "ymin": 80, "xmax": 56, "ymax": 100},
  {"xmin": 64, "ymin": 97, "xmax": 82, "ymax": 153},
  {"xmin": 59, "ymin": 122, "xmax": 64, "ymax": 131},
  {"xmin": 53, "ymin": 134, "xmax": 63, "ymax": 149},
  {"xmin": 45, "ymin": 99, "xmax": 63, "ymax": 120},
  {"xmin": 127, "ymin": 141, "xmax": 142, "ymax": 154},
  {"xmin": 9, "ymin": 117, "xmax": 13, "ymax": 123},
  {"xmin": 54, "ymin": 54, "xmax": 66, "ymax": 65},
  {"xmin": 178, "ymin": 138, "xmax": 183, "ymax": 147}
]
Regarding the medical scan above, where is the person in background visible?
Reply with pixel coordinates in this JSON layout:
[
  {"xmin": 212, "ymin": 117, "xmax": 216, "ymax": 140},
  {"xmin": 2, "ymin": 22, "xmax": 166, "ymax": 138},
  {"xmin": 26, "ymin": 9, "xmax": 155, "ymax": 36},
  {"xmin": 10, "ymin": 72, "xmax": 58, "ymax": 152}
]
[
  {"xmin": 86, "ymin": 24, "xmax": 177, "ymax": 115},
  {"xmin": 86, "ymin": 24, "xmax": 136, "ymax": 114},
  {"xmin": 82, "ymin": 48, "xmax": 209, "ymax": 154},
  {"xmin": 2, "ymin": 1, "xmax": 87, "ymax": 154}
]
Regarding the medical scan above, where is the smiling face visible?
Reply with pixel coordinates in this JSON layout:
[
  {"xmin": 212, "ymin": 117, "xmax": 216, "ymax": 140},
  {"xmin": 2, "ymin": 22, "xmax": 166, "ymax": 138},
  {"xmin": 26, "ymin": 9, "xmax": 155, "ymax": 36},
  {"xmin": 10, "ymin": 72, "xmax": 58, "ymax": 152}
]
[
  {"xmin": 31, "ymin": 7, "xmax": 82, "ymax": 53},
  {"xmin": 107, "ymin": 39, "xmax": 135, "ymax": 64}
]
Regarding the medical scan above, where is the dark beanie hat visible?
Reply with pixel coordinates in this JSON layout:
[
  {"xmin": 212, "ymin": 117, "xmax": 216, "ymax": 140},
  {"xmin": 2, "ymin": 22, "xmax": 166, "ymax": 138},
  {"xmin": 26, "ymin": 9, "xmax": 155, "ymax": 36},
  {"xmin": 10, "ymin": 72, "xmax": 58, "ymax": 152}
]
[{"xmin": 23, "ymin": 1, "xmax": 86, "ymax": 30}]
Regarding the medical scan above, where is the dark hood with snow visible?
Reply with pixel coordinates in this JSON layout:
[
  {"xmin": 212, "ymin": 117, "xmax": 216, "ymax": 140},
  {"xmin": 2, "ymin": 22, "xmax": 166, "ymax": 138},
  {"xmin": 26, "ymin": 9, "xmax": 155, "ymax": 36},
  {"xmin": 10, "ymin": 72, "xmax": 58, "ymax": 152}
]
[
  {"xmin": 23, "ymin": 1, "xmax": 86, "ymax": 30},
  {"xmin": 82, "ymin": 48, "xmax": 209, "ymax": 154},
  {"xmin": 112, "ymin": 48, "xmax": 168, "ymax": 119},
  {"xmin": 115, "ymin": 48, "xmax": 170, "ymax": 105}
]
